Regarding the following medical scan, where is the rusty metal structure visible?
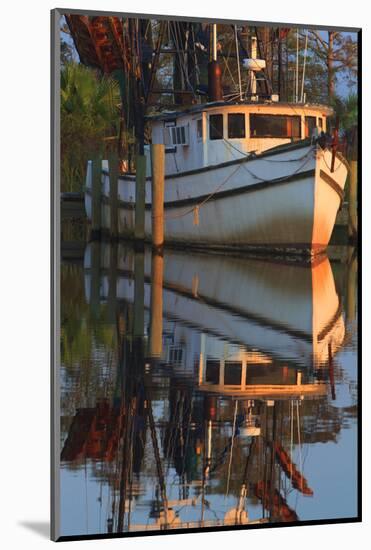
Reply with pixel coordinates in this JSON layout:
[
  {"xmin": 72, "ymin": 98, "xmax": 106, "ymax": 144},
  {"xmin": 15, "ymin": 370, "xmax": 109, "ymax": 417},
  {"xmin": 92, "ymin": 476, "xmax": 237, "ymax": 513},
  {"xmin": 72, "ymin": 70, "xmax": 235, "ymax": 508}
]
[{"xmin": 65, "ymin": 15, "xmax": 132, "ymax": 74}]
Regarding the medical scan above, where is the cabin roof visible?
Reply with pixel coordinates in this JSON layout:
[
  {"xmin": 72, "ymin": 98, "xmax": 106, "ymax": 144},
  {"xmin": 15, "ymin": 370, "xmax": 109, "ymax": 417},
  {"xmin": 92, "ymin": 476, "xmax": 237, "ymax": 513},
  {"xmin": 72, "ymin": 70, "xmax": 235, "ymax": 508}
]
[{"xmin": 145, "ymin": 100, "xmax": 333, "ymax": 122}]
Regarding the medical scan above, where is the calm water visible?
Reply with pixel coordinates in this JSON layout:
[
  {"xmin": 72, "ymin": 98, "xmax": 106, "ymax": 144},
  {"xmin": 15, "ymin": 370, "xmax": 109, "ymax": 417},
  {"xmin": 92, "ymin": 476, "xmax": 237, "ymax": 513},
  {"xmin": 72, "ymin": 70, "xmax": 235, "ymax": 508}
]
[{"xmin": 60, "ymin": 242, "xmax": 358, "ymax": 537}]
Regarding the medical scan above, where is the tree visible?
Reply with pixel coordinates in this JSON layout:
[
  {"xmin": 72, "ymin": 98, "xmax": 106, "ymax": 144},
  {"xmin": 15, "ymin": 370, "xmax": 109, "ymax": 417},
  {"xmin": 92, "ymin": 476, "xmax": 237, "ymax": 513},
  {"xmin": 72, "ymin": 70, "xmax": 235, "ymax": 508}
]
[
  {"xmin": 60, "ymin": 62, "xmax": 121, "ymax": 192},
  {"xmin": 332, "ymin": 93, "xmax": 358, "ymax": 131},
  {"xmin": 305, "ymin": 31, "xmax": 357, "ymax": 102},
  {"xmin": 60, "ymin": 17, "xmax": 74, "ymax": 66}
]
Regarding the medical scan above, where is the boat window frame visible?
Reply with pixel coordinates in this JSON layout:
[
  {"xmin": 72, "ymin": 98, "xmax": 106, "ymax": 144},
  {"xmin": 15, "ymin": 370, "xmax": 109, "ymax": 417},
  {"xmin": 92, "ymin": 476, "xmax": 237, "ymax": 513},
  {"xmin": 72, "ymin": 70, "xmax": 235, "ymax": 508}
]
[
  {"xmin": 209, "ymin": 113, "xmax": 224, "ymax": 141},
  {"xmin": 227, "ymin": 112, "xmax": 246, "ymax": 139},
  {"xmin": 224, "ymin": 361, "xmax": 243, "ymax": 386},
  {"xmin": 205, "ymin": 359, "xmax": 220, "ymax": 384},
  {"xmin": 305, "ymin": 115, "xmax": 317, "ymax": 138},
  {"xmin": 170, "ymin": 124, "xmax": 190, "ymax": 146},
  {"xmin": 249, "ymin": 113, "xmax": 302, "ymax": 139},
  {"xmin": 163, "ymin": 119, "xmax": 177, "ymax": 154}
]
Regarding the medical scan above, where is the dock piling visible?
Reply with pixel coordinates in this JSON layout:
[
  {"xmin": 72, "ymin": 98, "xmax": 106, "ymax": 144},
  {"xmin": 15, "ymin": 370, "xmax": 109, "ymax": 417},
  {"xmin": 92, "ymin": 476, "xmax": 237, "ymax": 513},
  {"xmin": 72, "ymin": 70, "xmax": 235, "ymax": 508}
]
[
  {"xmin": 108, "ymin": 153, "xmax": 119, "ymax": 239},
  {"xmin": 91, "ymin": 156, "xmax": 102, "ymax": 238},
  {"xmin": 135, "ymin": 155, "xmax": 147, "ymax": 240},
  {"xmin": 90, "ymin": 241, "xmax": 101, "ymax": 317},
  {"xmin": 133, "ymin": 250, "xmax": 145, "ymax": 338},
  {"xmin": 107, "ymin": 243, "xmax": 118, "ymax": 323},
  {"xmin": 149, "ymin": 251, "xmax": 163, "ymax": 358},
  {"xmin": 348, "ymin": 160, "xmax": 358, "ymax": 243},
  {"xmin": 150, "ymin": 144, "xmax": 165, "ymax": 250}
]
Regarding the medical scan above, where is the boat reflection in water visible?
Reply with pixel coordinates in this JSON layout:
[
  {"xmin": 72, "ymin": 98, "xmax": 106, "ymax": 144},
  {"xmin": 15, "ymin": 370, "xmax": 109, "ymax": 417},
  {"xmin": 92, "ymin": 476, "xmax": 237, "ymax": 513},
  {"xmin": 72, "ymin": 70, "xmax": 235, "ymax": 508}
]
[{"xmin": 60, "ymin": 244, "xmax": 357, "ymax": 536}]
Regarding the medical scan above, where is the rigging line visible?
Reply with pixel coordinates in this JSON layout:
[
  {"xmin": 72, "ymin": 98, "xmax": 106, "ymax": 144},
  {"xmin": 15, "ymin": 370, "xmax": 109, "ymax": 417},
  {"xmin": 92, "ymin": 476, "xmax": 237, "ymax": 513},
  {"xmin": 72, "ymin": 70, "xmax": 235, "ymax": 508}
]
[
  {"xmin": 235, "ymin": 25, "xmax": 243, "ymax": 100},
  {"xmin": 295, "ymin": 29, "xmax": 300, "ymax": 103},
  {"xmin": 157, "ymin": 144, "xmax": 314, "ymax": 222},
  {"xmin": 221, "ymin": 38, "xmax": 233, "ymax": 80},
  {"xmin": 177, "ymin": 21, "xmax": 191, "ymax": 89},
  {"xmin": 226, "ymin": 400, "xmax": 239, "ymax": 497},
  {"xmin": 300, "ymin": 30, "xmax": 309, "ymax": 103},
  {"xmin": 296, "ymin": 400, "xmax": 303, "ymax": 490},
  {"xmin": 317, "ymin": 143, "xmax": 344, "ymax": 173},
  {"xmin": 223, "ymin": 131, "xmax": 314, "ymax": 163},
  {"xmin": 191, "ymin": 25, "xmax": 200, "ymax": 86},
  {"xmin": 221, "ymin": 53, "xmax": 238, "ymax": 90},
  {"xmin": 218, "ymin": 131, "xmax": 315, "ymax": 181},
  {"xmin": 172, "ymin": 22, "xmax": 195, "ymax": 94},
  {"xmin": 160, "ymin": 163, "xmax": 242, "ymax": 220},
  {"xmin": 180, "ymin": 395, "xmax": 195, "ymax": 477},
  {"xmin": 290, "ymin": 399, "xmax": 294, "ymax": 481}
]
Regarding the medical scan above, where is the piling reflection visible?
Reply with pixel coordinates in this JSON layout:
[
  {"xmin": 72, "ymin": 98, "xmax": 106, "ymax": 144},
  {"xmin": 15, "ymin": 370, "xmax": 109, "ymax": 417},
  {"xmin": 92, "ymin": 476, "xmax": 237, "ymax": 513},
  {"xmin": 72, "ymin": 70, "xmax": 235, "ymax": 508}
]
[{"xmin": 60, "ymin": 244, "xmax": 358, "ymax": 536}]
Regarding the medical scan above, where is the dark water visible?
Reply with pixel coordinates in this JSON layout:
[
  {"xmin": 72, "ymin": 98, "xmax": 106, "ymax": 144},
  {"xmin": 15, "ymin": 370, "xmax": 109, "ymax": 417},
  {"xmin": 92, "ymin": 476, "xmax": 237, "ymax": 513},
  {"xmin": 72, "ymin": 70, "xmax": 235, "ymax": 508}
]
[{"xmin": 60, "ymin": 241, "xmax": 358, "ymax": 537}]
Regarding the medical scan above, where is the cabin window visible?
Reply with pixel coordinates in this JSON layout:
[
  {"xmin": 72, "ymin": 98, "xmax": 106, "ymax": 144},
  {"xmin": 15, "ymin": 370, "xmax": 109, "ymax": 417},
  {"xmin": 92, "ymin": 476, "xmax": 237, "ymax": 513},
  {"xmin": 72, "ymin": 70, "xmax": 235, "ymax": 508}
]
[
  {"xmin": 318, "ymin": 117, "xmax": 323, "ymax": 129},
  {"xmin": 197, "ymin": 119, "xmax": 203, "ymax": 140},
  {"xmin": 305, "ymin": 116, "xmax": 317, "ymax": 138},
  {"xmin": 171, "ymin": 125, "xmax": 189, "ymax": 146},
  {"xmin": 209, "ymin": 114, "xmax": 224, "ymax": 140},
  {"xmin": 250, "ymin": 114, "xmax": 301, "ymax": 138},
  {"xmin": 164, "ymin": 122, "xmax": 189, "ymax": 147},
  {"xmin": 163, "ymin": 120, "xmax": 177, "ymax": 153},
  {"xmin": 205, "ymin": 360, "xmax": 220, "ymax": 384},
  {"xmin": 228, "ymin": 113, "xmax": 246, "ymax": 139},
  {"xmin": 224, "ymin": 361, "xmax": 242, "ymax": 385},
  {"xmin": 168, "ymin": 346, "xmax": 184, "ymax": 365}
]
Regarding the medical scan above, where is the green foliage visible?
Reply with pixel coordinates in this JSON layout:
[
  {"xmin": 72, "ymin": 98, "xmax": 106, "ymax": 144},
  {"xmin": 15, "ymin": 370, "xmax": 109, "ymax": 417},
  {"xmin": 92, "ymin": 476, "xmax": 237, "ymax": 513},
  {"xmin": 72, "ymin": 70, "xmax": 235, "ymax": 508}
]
[
  {"xmin": 331, "ymin": 93, "xmax": 358, "ymax": 131},
  {"xmin": 61, "ymin": 62, "xmax": 121, "ymax": 192},
  {"xmin": 60, "ymin": 263, "xmax": 117, "ymax": 371}
]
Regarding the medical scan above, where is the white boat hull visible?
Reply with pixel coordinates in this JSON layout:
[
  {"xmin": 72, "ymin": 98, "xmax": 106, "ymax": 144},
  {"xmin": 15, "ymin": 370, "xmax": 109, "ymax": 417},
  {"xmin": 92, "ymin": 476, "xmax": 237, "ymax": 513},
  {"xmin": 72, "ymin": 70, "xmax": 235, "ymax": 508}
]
[
  {"xmin": 84, "ymin": 244, "xmax": 345, "ymax": 368},
  {"xmin": 85, "ymin": 142, "xmax": 348, "ymax": 254}
]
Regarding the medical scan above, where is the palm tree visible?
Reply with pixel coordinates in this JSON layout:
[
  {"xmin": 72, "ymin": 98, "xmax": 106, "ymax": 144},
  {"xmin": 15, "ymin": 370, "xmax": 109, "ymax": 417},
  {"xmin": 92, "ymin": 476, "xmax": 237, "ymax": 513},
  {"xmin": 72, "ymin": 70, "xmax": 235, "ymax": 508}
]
[{"xmin": 61, "ymin": 62, "xmax": 121, "ymax": 192}]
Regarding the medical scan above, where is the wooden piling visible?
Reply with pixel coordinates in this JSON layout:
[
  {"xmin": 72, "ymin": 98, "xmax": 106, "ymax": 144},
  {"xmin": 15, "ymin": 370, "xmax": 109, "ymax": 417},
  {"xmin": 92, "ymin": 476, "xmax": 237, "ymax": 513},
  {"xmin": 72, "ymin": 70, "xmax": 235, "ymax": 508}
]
[
  {"xmin": 90, "ymin": 241, "xmax": 101, "ymax": 317},
  {"xmin": 346, "ymin": 247, "xmax": 357, "ymax": 324},
  {"xmin": 107, "ymin": 243, "xmax": 118, "ymax": 323},
  {"xmin": 133, "ymin": 250, "xmax": 145, "ymax": 338},
  {"xmin": 149, "ymin": 251, "xmax": 163, "ymax": 358},
  {"xmin": 135, "ymin": 155, "xmax": 146, "ymax": 240},
  {"xmin": 91, "ymin": 157, "xmax": 102, "ymax": 238},
  {"xmin": 108, "ymin": 153, "xmax": 119, "ymax": 239},
  {"xmin": 150, "ymin": 144, "xmax": 165, "ymax": 250},
  {"xmin": 348, "ymin": 160, "xmax": 358, "ymax": 242}
]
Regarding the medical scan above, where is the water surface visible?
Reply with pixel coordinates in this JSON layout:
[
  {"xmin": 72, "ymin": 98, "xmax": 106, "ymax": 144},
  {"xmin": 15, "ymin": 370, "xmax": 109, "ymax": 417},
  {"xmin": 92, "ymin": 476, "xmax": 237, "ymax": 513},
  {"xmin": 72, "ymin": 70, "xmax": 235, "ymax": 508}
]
[{"xmin": 60, "ymin": 242, "xmax": 358, "ymax": 537}]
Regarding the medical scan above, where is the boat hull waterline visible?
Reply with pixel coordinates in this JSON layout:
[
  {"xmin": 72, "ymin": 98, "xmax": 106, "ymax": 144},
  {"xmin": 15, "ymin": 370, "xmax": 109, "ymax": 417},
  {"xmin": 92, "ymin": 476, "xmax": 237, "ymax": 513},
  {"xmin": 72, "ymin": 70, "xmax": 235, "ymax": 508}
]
[{"xmin": 85, "ymin": 143, "xmax": 348, "ymax": 255}]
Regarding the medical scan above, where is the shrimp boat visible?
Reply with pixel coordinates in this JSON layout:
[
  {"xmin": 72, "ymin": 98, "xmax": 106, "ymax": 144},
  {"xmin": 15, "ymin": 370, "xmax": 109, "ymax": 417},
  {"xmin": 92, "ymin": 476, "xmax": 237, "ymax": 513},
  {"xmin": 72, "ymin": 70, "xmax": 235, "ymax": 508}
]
[
  {"xmin": 84, "ymin": 243, "xmax": 345, "ymax": 371},
  {"xmin": 85, "ymin": 27, "xmax": 348, "ymax": 255}
]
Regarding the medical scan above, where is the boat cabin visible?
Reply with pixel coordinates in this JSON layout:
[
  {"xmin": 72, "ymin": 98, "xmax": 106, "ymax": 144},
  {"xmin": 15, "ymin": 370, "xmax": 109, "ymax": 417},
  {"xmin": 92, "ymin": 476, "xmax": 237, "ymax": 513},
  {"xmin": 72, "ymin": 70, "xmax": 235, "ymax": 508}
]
[{"xmin": 146, "ymin": 101, "xmax": 332, "ymax": 175}]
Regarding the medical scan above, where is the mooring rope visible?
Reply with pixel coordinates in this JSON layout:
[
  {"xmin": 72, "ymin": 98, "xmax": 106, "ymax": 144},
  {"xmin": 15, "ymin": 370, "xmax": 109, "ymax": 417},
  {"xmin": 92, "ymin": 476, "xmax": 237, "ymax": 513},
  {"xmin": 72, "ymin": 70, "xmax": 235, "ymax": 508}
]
[{"xmin": 152, "ymin": 142, "xmax": 316, "ymax": 222}]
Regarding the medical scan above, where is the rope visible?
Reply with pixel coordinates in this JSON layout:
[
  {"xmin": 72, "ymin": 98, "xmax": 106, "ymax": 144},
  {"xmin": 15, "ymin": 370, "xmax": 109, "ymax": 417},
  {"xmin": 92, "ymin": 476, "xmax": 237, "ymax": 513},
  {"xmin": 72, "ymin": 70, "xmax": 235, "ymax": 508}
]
[
  {"xmin": 317, "ymin": 143, "xmax": 344, "ymax": 173},
  {"xmin": 222, "ymin": 131, "xmax": 314, "ymax": 163},
  {"xmin": 159, "ymin": 162, "xmax": 242, "ymax": 220},
  {"xmin": 157, "ymin": 138, "xmax": 315, "ymax": 222}
]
